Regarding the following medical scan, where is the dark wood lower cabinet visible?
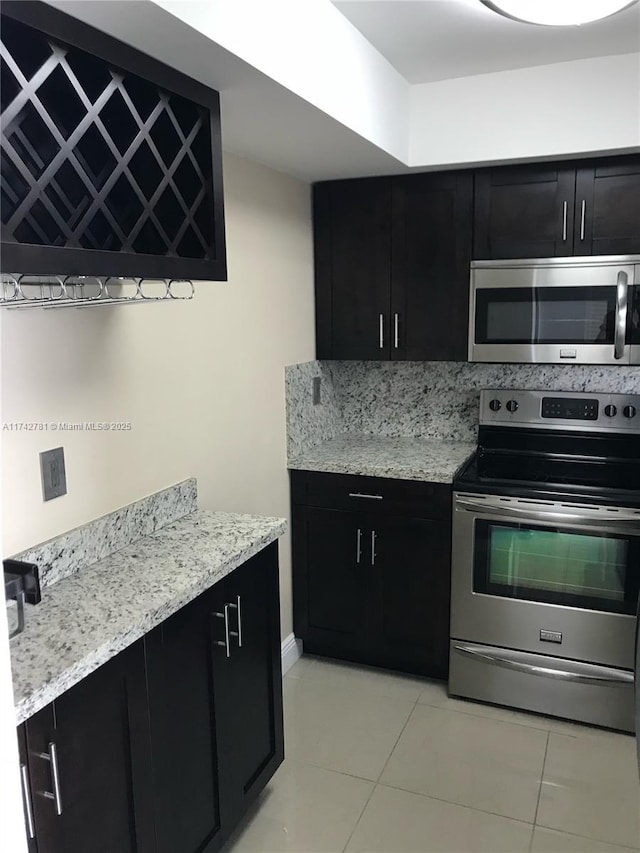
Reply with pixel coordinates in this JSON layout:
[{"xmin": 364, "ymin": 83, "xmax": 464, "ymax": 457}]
[
  {"xmin": 17, "ymin": 543, "xmax": 283, "ymax": 853},
  {"xmin": 292, "ymin": 471, "xmax": 452, "ymax": 679},
  {"xmin": 21, "ymin": 641, "xmax": 155, "ymax": 853}
]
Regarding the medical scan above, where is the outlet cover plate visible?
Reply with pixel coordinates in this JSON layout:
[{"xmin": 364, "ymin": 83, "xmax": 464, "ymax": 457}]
[{"xmin": 40, "ymin": 447, "xmax": 67, "ymax": 501}]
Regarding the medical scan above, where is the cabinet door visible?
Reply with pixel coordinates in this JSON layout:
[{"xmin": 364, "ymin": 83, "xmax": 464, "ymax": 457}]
[
  {"xmin": 391, "ymin": 172, "xmax": 472, "ymax": 361},
  {"xmin": 574, "ymin": 156, "xmax": 640, "ymax": 256},
  {"xmin": 314, "ymin": 178, "xmax": 392, "ymax": 360},
  {"xmin": 292, "ymin": 506, "xmax": 369, "ymax": 657},
  {"xmin": 145, "ymin": 587, "xmax": 228, "ymax": 853},
  {"xmin": 214, "ymin": 544, "xmax": 284, "ymax": 825},
  {"xmin": 370, "ymin": 515, "xmax": 451, "ymax": 679},
  {"xmin": 24, "ymin": 641, "xmax": 155, "ymax": 853},
  {"xmin": 474, "ymin": 164, "xmax": 576, "ymax": 259}
]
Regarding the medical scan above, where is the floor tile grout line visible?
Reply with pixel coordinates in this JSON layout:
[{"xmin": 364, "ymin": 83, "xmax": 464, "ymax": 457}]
[
  {"xmin": 377, "ymin": 779, "xmax": 538, "ymax": 828},
  {"xmin": 533, "ymin": 822, "xmax": 640, "ymax": 852},
  {"xmin": 532, "ymin": 729, "xmax": 550, "ymax": 830},
  {"xmin": 340, "ymin": 693, "xmax": 422, "ymax": 853}
]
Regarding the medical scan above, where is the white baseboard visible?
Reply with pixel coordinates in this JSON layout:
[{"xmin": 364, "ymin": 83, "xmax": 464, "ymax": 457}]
[{"xmin": 281, "ymin": 632, "xmax": 303, "ymax": 675}]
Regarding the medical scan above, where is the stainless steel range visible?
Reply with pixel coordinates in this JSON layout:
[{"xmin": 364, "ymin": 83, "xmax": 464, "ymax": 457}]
[{"xmin": 450, "ymin": 389, "xmax": 640, "ymax": 732}]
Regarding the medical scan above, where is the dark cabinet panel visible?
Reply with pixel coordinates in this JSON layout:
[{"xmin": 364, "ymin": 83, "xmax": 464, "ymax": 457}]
[
  {"xmin": 574, "ymin": 156, "xmax": 640, "ymax": 256},
  {"xmin": 293, "ymin": 506, "xmax": 368, "ymax": 656},
  {"xmin": 392, "ymin": 171, "xmax": 472, "ymax": 360},
  {"xmin": 473, "ymin": 164, "xmax": 576, "ymax": 259},
  {"xmin": 1, "ymin": 1, "xmax": 226, "ymax": 279},
  {"xmin": 292, "ymin": 471, "xmax": 452, "ymax": 678},
  {"xmin": 371, "ymin": 515, "xmax": 451, "ymax": 678},
  {"xmin": 214, "ymin": 543, "xmax": 284, "ymax": 825},
  {"xmin": 23, "ymin": 641, "xmax": 155, "ymax": 853},
  {"xmin": 145, "ymin": 586, "xmax": 226, "ymax": 853},
  {"xmin": 314, "ymin": 178, "xmax": 392, "ymax": 360},
  {"xmin": 146, "ymin": 543, "xmax": 283, "ymax": 853}
]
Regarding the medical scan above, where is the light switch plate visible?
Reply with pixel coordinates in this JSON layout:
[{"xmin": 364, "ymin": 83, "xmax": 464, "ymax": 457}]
[
  {"xmin": 40, "ymin": 447, "xmax": 67, "ymax": 501},
  {"xmin": 312, "ymin": 377, "xmax": 321, "ymax": 405}
]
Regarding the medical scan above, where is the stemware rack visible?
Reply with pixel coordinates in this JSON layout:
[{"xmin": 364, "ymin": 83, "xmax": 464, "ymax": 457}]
[{"xmin": 0, "ymin": 274, "xmax": 194, "ymax": 309}]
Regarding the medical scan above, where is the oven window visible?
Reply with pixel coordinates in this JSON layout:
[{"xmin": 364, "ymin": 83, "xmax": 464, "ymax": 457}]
[
  {"xmin": 475, "ymin": 286, "xmax": 617, "ymax": 345},
  {"xmin": 474, "ymin": 521, "xmax": 640, "ymax": 615}
]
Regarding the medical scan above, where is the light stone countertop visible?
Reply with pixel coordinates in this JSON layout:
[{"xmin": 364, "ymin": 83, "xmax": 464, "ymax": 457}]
[
  {"xmin": 288, "ymin": 434, "xmax": 476, "ymax": 484},
  {"xmin": 11, "ymin": 511, "xmax": 286, "ymax": 725}
]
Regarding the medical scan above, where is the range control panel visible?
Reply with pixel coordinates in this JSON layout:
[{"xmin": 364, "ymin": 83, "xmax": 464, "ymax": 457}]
[
  {"xmin": 541, "ymin": 397, "xmax": 599, "ymax": 420},
  {"xmin": 480, "ymin": 389, "xmax": 640, "ymax": 433}
]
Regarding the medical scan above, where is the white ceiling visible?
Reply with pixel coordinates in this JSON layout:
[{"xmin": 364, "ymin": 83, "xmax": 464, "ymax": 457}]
[{"xmin": 333, "ymin": 0, "xmax": 640, "ymax": 83}]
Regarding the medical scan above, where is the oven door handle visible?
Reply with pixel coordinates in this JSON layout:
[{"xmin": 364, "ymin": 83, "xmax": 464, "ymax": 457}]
[
  {"xmin": 453, "ymin": 643, "xmax": 634, "ymax": 687},
  {"xmin": 454, "ymin": 497, "xmax": 640, "ymax": 527},
  {"xmin": 614, "ymin": 270, "xmax": 629, "ymax": 360}
]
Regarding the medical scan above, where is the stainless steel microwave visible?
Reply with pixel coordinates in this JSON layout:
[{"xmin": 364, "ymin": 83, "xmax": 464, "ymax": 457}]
[{"xmin": 468, "ymin": 255, "xmax": 640, "ymax": 365}]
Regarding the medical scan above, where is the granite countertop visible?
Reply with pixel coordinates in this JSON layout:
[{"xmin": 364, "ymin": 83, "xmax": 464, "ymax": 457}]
[
  {"xmin": 288, "ymin": 434, "xmax": 476, "ymax": 483},
  {"xmin": 11, "ymin": 510, "xmax": 286, "ymax": 725}
]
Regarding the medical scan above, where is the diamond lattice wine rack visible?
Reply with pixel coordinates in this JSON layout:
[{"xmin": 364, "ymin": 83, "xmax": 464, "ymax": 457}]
[{"xmin": 0, "ymin": 1, "xmax": 226, "ymax": 288}]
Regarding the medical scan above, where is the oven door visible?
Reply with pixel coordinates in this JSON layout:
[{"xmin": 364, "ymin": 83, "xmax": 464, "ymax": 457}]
[
  {"xmin": 469, "ymin": 256, "xmax": 638, "ymax": 364},
  {"xmin": 451, "ymin": 492, "xmax": 640, "ymax": 670}
]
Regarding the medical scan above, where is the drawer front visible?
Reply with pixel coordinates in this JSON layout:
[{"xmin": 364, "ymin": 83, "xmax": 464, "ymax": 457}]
[{"xmin": 290, "ymin": 470, "xmax": 451, "ymax": 520}]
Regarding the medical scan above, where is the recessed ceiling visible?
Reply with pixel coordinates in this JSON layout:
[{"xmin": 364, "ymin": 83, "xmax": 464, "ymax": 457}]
[{"xmin": 333, "ymin": 0, "xmax": 640, "ymax": 83}]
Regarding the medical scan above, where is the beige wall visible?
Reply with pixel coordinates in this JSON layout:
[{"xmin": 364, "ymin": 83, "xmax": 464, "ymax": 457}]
[{"xmin": 0, "ymin": 152, "xmax": 315, "ymax": 638}]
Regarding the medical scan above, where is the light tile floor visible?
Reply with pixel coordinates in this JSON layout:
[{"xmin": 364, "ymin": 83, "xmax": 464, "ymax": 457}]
[{"xmin": 224, "ymin": 656, "xmax": 640, "ymax": 853}]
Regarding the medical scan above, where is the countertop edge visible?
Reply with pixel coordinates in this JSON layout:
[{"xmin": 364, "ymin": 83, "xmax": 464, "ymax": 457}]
[{"xmin": 14, "ymin": 517, "xmax": 286, "ymax": 725}]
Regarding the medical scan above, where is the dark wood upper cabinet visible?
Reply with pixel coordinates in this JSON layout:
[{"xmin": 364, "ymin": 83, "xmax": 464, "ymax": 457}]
[
  {"xmin": 574, "ymin": 156, "xmax": 640, "ymax": 256},
  {"xmin": 473, "ymin": 163, "xmax": 576, "ymax": 259},
  {"xmin": 474, "ymin": 155, "xmax": 640, "ymax": 260},
  {"xmin": 392, "ymin": 171, "xmax": 472, "ymax": 361},
  {"xmin": 314, "ymin": 178, "xmax": 392, "ymax": 360},
  {"xmin": 0, "ymin": 1, "xmax": 226, "ymax": 279},
  {"xmin": 21, "ymin": 641, "xmax": 155, "ymax": 853},
  {"xmin": 314, "ymin": 171, "xmax": 472, "ymax": 361}
]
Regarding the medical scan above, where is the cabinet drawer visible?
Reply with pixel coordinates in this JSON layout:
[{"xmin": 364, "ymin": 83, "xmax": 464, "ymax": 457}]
[{"xmin": 290, "ymin": 470, "xmax": 451, "ymax": 520}]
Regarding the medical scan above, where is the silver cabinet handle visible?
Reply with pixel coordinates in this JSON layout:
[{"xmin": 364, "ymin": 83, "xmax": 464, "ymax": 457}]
[
  {"xmin": 614, "ymin": 270, "xmax": 629, "ymax": 360},
  {"xmin": 39, "ymin": 742, "xmax": 63, "ymax": 815},
  {"xmin": 379, "ymin": 313, "xmax": 384, "ymax": 349},
  {"xmin": 453, "ymin": 643, "xmax": 634, "ymax": 687},
  {"xmin": 356, "ymin": 528, "xmax": 362, "ymax": 564},
  {"xmin": 20, "ymin": 764, "xmax": 36, "ymax": 839},
  {"xmin": 228, "ymin": 595, "xmax": 242, "ymax": 648},
  {"xmin": 371, "ymin": 530, "xmax": 377, "ymax": 566},
  {"xmin": 394, "ymin": 313, "xmax": 399, "ymax": 348},
  {"xmin": 348, "ymin": 492, "xmax": 383, "ymax": 500},
  {"xmin": 562, "ymin": 200, "xmax": 567, "ymax": 241},
  {"xmin": 580, "ymin": 198, "xmax": 586, "ymax": 241},
  {"xmin": 214, "ymin": 605, "xmax": 231, "ymax": 657}
]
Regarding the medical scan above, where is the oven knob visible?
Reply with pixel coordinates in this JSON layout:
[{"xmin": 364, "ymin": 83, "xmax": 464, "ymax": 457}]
[
  {"xmin": 604, "ymin": 404, "xmax": 617, "ymax": 417},
  {"xmin": 506, "ymin": 400, "xmax": 519, "ymax": 413},
  {"xmin": 489, "ymin": 399, "xmax": 501, "ymax": 412},
  {"xmin": 623, "ymin": 405, "xmax": 637, "ymax": 419}
]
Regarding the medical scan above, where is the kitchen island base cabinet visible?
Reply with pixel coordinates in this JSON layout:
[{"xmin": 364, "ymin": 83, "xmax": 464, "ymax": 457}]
[
  {"xmin": 17, "ymin": 543, "xmax": 283, "ymax": 853},
  {"xmin": 292, "ymin": 471, "xmax": 452, "ymax": 679}
]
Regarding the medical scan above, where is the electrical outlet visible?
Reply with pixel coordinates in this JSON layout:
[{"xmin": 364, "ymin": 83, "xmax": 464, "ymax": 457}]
[
  {"xmin": 40, "ymin": 447, "xmax": 67, "ymax": 501},
  {"xmin": 312, "ymin": 377, "xmax": 322, "ymax": 405}
]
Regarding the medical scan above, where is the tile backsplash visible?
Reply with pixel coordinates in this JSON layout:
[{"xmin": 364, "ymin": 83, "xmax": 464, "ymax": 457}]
[{"xmin": 286, "ymin": 361, "xmax": 640, "ymax": 455}]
